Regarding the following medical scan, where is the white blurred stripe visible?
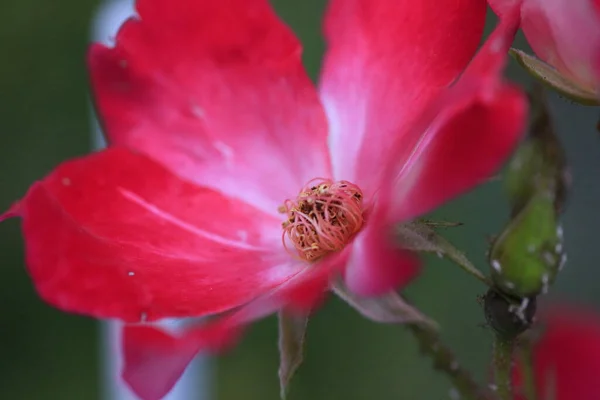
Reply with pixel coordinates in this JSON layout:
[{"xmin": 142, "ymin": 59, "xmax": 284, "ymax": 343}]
[{"xmin": 91, "ymin": 1, "xmax": 211, "ymax": 399}]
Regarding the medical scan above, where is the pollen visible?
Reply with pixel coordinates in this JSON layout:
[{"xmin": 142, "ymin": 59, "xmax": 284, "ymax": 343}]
[{"xmin": 279, "ymin": 178, "xmax": 364, "ymax": 262}]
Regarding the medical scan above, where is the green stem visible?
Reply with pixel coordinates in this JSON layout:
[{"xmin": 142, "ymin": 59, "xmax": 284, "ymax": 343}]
[
  {"xmin": 408, "ymin": 323, "xmax": 498, "ymax": 400},
  {"xmin": 493, "ymin": 336, "xmax": 514, "ymax": 400},
  {"xmin": 518, "ymin": 342, "xmax": 538, "ymax": 400}
]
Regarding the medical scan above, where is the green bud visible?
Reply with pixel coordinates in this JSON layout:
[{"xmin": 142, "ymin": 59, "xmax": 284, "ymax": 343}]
[
  {"xmin": 490, "ymin": 85, "xmax": 568, "ymax": 298},
  {"xmin": 504, "ymin": 89, "xmax": 568, "ymax": 215},
  {"xmin": 489, "ymin": 193, "xmax": 564, "ymax": 297}
]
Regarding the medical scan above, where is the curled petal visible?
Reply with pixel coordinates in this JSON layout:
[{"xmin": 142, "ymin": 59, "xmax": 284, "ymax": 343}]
[
  {"xmin": 383, "ymin": 7, "xmax": 528, "ymax": 221},
  {"xmin": 122, "ymin": 252, "xmax": 346, "ymax": 400},
  {"xmin": 2, "ymin": 147, "xmax": 301, "ymax": 322},
  {"xmin": 319, "ymin": 0, "xmax": 486, "ymax": 196},
  {"xmin": 89, "ymin": 0, "xmax": 331, "ymax": 215}
]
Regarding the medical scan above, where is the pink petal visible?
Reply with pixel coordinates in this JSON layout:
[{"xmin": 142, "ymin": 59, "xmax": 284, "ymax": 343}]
[
  {"xmin": 384, "ymin": 7, "xmax": 528, "ymax": 222},
  {"xmin": 121, "ymin": 327, "xmax": 204, "ymax": 400},
  {"xmin": 122, "ymin": 253, "xmax": 346, "ymax": 400},
  {"xmin": 336, "ymin": 8, "xmax": 527, "ymax": 297},
  {"xmin": 513, "ymin": 306, "xmax": 600, "ymax": 400},
  {"xmin": 2, "ymin": 147, "xmax": 302, "ymax": 322},
  {"xmin": 490, "ymin": 0, "xmax": 600, "ymax": 91},
  {"xmin": 88, "ymin": 0, "xmax": 331, "ymax": 215},
  {"xmin": 123, "ymin": 322, "xmax": 243, "ymax": 400},
  {"xmin": 319, "ymin": 0, "xmax": 486, "ymax": 196},
  {"xmin": 343, "ymin": 219, "xmax": 419, "ymax": 296}
]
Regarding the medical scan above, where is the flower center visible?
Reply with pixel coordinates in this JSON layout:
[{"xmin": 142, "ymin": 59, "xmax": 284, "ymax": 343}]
[{"xmin": 279, "ymin": 179, "xmax": 365, "ymax": 262}]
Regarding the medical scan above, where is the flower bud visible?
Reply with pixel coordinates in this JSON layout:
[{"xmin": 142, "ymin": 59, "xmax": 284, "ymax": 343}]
[
  {"xmin": 490, "ymin": 86, "xmax": 568, "ymax": 297},
  {"xmin": 489, "ymin": 193, "xmax": 564, "ymax": 297}
]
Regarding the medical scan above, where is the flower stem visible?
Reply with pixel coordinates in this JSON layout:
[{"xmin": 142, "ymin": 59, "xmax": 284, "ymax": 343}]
[
  {"xmin": 493, "ymin": 336, "xmax": 514, "ymax": 400},
  {"xmin": 517, "ymin": 341, "xmax": 538, "ymax": 400},
  {"xmin": 407, "ymin": 323, "xmax": 498, "ymax": 400}
]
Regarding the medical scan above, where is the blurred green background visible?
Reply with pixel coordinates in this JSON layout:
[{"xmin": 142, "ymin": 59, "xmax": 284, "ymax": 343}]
[{"xmin": 1, "ymin": 0, "xmax": 599, "ymax": 399}]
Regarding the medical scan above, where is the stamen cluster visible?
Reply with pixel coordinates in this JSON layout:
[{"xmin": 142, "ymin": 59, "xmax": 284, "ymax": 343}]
[{"xmin": 280, "ymin": 179, "xmax": 364, "ymax": 262}]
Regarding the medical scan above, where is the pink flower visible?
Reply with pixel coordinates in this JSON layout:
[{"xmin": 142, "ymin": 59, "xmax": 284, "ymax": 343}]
[
  {"xmin": 489, "ymin": 0, "xmax": 600, "ymax": 101},
  {"xmin": 1, "ymin": 0, "xmax": 527, "ymax": 398},
  {"xmin": 514, "ymin": 306, "xmax": 600, "ymax": 400}
]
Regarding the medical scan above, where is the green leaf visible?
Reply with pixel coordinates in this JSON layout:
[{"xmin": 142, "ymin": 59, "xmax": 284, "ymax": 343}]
[
  {"xmin": 510, "ymin": 48, "xmax": 600, "ymax": 106},
  {"xmin": 397, "ymin": 221, "xmax": 491, "ymax": 286},
  {"xmin": 510, "ymin": 48, "xmax": 599, "ymax": 106},
  {"xmin": 277, "ymin": 311, "xmax": 308, "ymax": 400}
]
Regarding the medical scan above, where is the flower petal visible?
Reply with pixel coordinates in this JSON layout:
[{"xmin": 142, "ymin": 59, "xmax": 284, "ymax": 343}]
[
  {"xmin": 2, "ymin": 147, "xmax": 301, "ymax": 322},
  {"xmin": 334, "ymin": 10, "xmax": 526, "ymax": 297},
  {"xmin": 120, "ymin": 326, "xmax": 204, "ymax": 400},
  {"xmin": 122, "ymin": 253, "xmax": 345, "ymax": 400},
  {"xmin": 319, "ymin": 0, "xmax": 486, "ymax": 195},
  {"xmin": 514, "ymin": 306, "xmax": 600, "ymax": 400},
  {"xmin": 123, "ymin": 321, "xmax": 243, "ymax": 400},
  {"xmin": 343, "ymin": 216, "xmax": 419, "ymax": 296},
  {"xmin": 490, "ymin": 0, "xmax": 600, "ymax": 92},
  {"xmin": 88, "ymin": 0, "xmax": 331, "ymax": 215},
  {"xmin": 384, "ymin": 7, "xmax": 528, "ymax": 222}
]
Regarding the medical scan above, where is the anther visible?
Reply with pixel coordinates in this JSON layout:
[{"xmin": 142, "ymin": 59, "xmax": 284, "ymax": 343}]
[{"xmin": 279, "ymin": 179, "xmax": 364, "ymax": 262}]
